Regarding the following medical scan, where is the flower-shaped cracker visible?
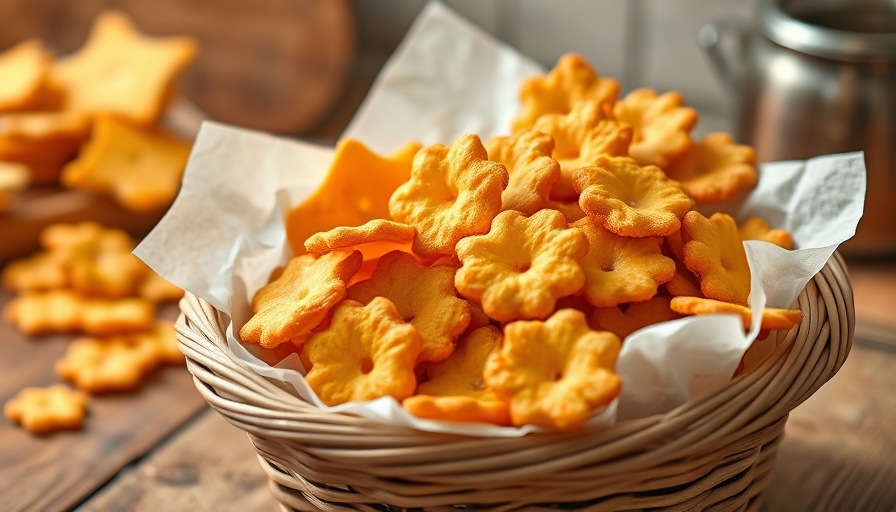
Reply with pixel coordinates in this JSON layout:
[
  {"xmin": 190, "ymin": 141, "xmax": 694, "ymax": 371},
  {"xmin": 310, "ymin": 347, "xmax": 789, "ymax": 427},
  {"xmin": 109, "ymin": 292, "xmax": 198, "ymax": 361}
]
[
  {"xmin": 239, "ymin": 250, "xmax": 363, "ymax": 348},
  {"xmin": 512, "ymin": 53, "xmax": 620, "ymax": 133},
  {"xmin": 532, "ymin": 99, "xmax": 632, "ymax": 200},
  {"xmin": 573, "ymin": 217, "xmax": 674, "ymax": 307},
  {"xmin": 347, "ymin": 251, "xmax": 471, "ymax": 363},
  {"xmin": 286, "ymin": 139, "xmax": 420, "ymax": 256},
  {"xmin": 681, "ymin": 211, "xmax": 751, "ymax": 306},
  {"xmin": 670, "ymin": 296, "xmax": 802, "ymax": 331},
  {"xmin": 613, "ymin": 88, "xmax": 697, "ymax": 168},
  {"xmin": 484, "ymin": 309, "xmax": 621, "ymax": 429},
  {"xmin": 573, "ymin": 156, "xmax": 693, "ymax": 238},
  {"xmin": 455, "ymin": 209, "xmax": 588, "ymax": 323},
  {"xmin": 39, "ymin": 221, "xmax": 154, "ymax": 299},
  {"xmin": 403, "ymin": 326, "xmax": 510, "ymax": 425},
  {"xmin": 4, "ymin": 290, "xmax": 155, "ymax": 336},
  {"xmin": 56, "ymin": 335, "xmax": 161, "ymax": 393},
  {"xmin": 665, "ymin": 132, "xmax": 757, "ymax": 203},
  {"xmin": 389, "ymin": 134, "xmax": 508, "ymax": 263},
  {"xmin": 4, "ymin": 385, "xmax": 88, "ymax": 435},
  {"xmin": 738, "ymin": 217, "xmax": 794, "ymax": 250},
  {"xmin": 304, "ymin": 297, "xmax": 422, "ymax": 406},
  {"xmin": 590, "ymin": 295, "xmax": 682, "ymax": 340},
  {"xmin": 485, "ymin": 129, "xmax": 560, "ymax": 216},
  {"xmin": 50, "ymin": 11, "xmax": 197, "ymax": 125}
]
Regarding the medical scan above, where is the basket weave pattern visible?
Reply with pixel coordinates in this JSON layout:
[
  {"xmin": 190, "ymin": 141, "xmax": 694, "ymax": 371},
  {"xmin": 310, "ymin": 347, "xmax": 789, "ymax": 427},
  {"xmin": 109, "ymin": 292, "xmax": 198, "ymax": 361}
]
[{"xmin": 176, "ymin": 254, "xmax": 853, "ymax": 511}]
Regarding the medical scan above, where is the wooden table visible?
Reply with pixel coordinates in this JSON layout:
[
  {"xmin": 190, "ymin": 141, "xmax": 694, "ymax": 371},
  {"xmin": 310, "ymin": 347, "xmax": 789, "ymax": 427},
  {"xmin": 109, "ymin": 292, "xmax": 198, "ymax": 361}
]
[{"xmin": 1, "ymin": 260, "xmax": 894, "ymax": 512}]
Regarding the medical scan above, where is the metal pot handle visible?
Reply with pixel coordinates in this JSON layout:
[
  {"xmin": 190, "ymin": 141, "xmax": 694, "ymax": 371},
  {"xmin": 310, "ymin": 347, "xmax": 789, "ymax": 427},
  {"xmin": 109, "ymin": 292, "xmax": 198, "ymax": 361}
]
[{"xmin": 698, "ymin": 19, "xmax": 750, "ymax": 91}]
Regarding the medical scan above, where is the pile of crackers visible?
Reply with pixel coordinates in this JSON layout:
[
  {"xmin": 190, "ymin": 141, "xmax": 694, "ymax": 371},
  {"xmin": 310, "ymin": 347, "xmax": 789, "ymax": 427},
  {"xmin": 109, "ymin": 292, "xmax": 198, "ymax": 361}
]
[
  {"xmin": 0, "ymin": 11, "xmax": 196, "ymax": 212},
  {"xmin": 3, "ymin": 221, "xmax": 184, "ymax": 435},
  {"xmin": 240, "ymin": 54, "xmax": 801, "ymax": 430}
]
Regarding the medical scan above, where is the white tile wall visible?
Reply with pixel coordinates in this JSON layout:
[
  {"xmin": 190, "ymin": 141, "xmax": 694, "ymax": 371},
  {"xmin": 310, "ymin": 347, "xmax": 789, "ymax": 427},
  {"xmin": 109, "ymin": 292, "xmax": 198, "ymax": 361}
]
[{"xmin": 353, "ymin": 0, "xmax": 761, "ymax": 130}]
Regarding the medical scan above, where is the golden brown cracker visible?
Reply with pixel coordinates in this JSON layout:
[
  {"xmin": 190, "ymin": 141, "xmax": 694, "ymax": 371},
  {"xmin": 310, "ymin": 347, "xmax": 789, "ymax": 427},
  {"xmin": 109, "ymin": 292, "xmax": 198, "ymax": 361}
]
[
  {"xmin": 455, "ymin": 209, "xmax": 588, "ymax": 323},
  {"xmin": 389, "ymin": 134, "xmax": 508, "ymax": 263}
]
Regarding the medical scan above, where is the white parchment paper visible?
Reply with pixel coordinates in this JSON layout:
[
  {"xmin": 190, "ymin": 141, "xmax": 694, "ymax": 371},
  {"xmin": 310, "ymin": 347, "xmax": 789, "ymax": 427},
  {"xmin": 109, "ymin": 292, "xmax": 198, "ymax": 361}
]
[{"xmin": 136, "ymin": 2, "xmax": 866, "ymax": 434}]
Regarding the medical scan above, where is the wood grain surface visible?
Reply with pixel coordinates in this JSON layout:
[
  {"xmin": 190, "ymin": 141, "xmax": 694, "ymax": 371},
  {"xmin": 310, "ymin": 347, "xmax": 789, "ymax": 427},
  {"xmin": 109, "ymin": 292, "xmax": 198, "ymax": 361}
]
[
  {"xmin": 79, "ymin": 410, "xmax": 274, "ymax": 511},
  {"xmin": 73, "ymin": 341, "xmax": 896, "ymax": 511},
  {"xmin": 0, "ymin": 291, "xmax": 207, "ymax": 512}
]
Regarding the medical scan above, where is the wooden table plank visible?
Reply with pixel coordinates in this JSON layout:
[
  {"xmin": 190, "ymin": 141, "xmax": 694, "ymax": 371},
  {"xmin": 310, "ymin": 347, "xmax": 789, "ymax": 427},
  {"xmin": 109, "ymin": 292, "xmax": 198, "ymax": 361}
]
[
  {"xmin": 0, "ymin": 290, "xmax": 207, "ymax": 512},
  {"xmin": 763, "ymin": 342, "xmax": 896, "ymax": 511},
  {"xmin": 78, "ymin": 344, "xmax": 896, "ymax": 511},
  {"xmin": 78, "ymin": 409, "xmax": 275, "ymax": 511}
]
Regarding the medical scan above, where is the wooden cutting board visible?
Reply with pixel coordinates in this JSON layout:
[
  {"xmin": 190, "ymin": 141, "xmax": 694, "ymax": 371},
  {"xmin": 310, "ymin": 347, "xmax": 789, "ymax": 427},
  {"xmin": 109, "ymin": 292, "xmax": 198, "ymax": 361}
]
[{"xmin": 0, "ymin": 0, "xmax": 355, "ymax": 135}]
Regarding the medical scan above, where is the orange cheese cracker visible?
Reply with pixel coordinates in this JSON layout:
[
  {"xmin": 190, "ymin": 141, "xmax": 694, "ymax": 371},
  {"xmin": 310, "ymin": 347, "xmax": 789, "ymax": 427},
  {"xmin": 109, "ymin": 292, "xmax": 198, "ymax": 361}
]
[
  {"xmin": 5, "ymin": 385, "xmax": 88, "ymax": 435},
  {"xmin": 0, "ymin": 39, "xmax": 55, "ymax": 112},
  {"xmin": 485, "ymin": 129, "xmax": 560, "ymax": 216},
  {"xmin": 455, "ymin": 209, "xmax": 587, "ymax": 323},
  {"xmin": 613, "ymin": 88, "xmax": 697, "ymax": 168},
  {"xmin": 484, "ymin": 309, "xmax": 621, "ymax": 429},
  {"xmin": 403, "ymin": 326, "xmax": 510, "ymax": 425},
  {"xmin": 239, "ymin": 250, "xmax": 363, "ymax": 348},
  {"xmin": 574, "ymin": 156, "xmax": 693, "ymax": 238},
  {"xmin": 60, "ymin": 115, "xmax": 192, "ymax": 212},
  {"xmin": 573, "ymin": 217, "xmax": 674, "ymax": 308},
  {"xmin": 389, "ymin": 134, "xmax": 508, "ymax": 263},
  {"xmin": 532, "ymin": 99, "xmax": 631, "ymax": 200},
  {"xmin": 512, "ymin": 53, "xmax": 620, "ymax": 134},
  {"xmin": 304, "ymin": 297, "xmax": 422, "ymax": 406},
  {"xmin": 738, "ymin": 217, "xmax": 794, "ymax": 250},
  {"xmin": 670, "ymin": 296, "xmax": 802, "ymax": 331},
  {"xmin": 665, "ymin": 132, "xmax": 757, "ymax": 204},
  {"xmin": 347, "ymin": 251, "xmax": 470, "ymax": 363},
  {"xmin": 51, "ymin": 10, "xmax": 198, "ymax": 125},
  {"xmin": 286, "ymin": 139, "xmax": 420, "ymax": 256},
  {"xmin": 681, "ymin": 211, "xmax": 752, "ymax": 306}
]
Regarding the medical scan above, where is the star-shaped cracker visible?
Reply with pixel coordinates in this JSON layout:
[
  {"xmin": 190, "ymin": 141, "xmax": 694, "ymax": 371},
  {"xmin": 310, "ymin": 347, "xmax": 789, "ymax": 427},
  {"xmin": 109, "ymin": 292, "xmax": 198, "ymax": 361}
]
[
  {"xmin": 613, "ymin": 88, "xmax": 697, "ymax": 168},
  {"xmin": 4, "ymin": 385, "xmax": 88, "ymax": 435},
  {"xmin": 51, "ymin": 11, "xmax": 197, "ymax": 125},
  {"xmin": 484, "ymin": 309, "xmax": 621, "ymax": 429},
  {"xmin": 286, "ymin": 139, "xmax": 421, "ymax": 256},
  {"xmin": 455, "ymin": 209, "xmax": 587, "ymax": 323},
  {"xmin": 347, "ymin": 250, "xmax": 471, "ymax": 363},
  {"xmin": 485, "ymin": 129, "xmax": 560, "ymax": 216},
  {"xmin": 573, "ymin": 217, "xmax": 674, "ymax": 308},
  {"xmin": 574, "ymin": 156, "xmax": 693, "ymax": 238},
  {"xmin": 665, "ymin": 132, "xmax": 757, "ymax": 203},
  {"xmin": 60, "ymin": 115, "xmax": 191, "ymax": 212},
  {"xmin": 403, "ymin": 326, "xmax": 510, "ymax": 425},
  {"xmin": 532, "ymin": 99, "xmax": 632, "ymax": 200},
  {"xmin": 239, "ymin": 251, "xmax": 363, "ymax": 348},
  {"xmin": 389, "ymin": 134, "xmax": 508, "ymax": 263},
  {"xmin": 304, "ymin": 297, "xmax": 422, "ymax": 406},
  {"xmin": 512, "ymin": 53, "xmax": 620, "ymax": 133},
  {"xmin": 681, "ymin": 211, "xmax": 752, "ymax": 306}
]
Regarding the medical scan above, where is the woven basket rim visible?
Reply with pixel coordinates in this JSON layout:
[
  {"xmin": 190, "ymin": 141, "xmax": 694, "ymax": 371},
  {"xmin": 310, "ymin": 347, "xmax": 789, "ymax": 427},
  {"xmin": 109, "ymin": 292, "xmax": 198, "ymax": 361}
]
[{"xmin": 174, "ymin": 253, "xmax": 855, "ymax": 510}]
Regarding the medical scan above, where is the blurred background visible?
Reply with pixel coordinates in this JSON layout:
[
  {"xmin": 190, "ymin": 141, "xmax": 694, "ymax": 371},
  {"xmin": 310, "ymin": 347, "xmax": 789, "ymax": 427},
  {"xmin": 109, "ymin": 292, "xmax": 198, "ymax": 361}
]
[
  {"xmin": 1, "ymin": 0, "xmax": 894, "ymax": 257},
  {"xmin": 0, "ymin": 0, "xmax": 752, "ymax": 141}
]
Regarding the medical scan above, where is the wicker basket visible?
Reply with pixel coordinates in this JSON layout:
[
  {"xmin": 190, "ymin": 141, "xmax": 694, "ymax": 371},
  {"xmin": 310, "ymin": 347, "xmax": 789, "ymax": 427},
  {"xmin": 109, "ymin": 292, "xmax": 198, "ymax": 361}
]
[{"xmin": 175, "ymin": 253, "xmax": 854, "ymax": 511}]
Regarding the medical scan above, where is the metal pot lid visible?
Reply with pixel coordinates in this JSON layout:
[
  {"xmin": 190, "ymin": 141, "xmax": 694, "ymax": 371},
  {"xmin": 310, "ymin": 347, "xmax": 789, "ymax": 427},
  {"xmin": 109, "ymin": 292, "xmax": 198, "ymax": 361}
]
[{"xmin": 759, "ymin": 0, "xmax": 896, "ymax": 61}]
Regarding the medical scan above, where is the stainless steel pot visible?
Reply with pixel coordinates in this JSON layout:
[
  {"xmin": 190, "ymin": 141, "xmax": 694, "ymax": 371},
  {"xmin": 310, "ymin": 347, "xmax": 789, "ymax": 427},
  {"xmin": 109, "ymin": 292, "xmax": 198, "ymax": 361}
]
[{"xmin": 699, "ymin": 0, "xmax": 896, "ymax": 257}]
